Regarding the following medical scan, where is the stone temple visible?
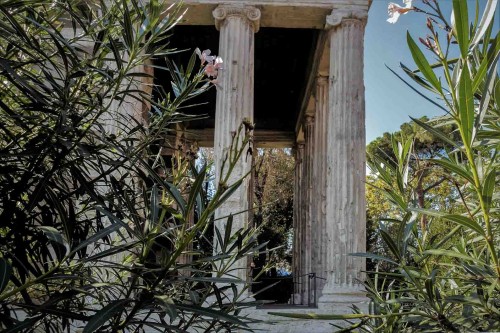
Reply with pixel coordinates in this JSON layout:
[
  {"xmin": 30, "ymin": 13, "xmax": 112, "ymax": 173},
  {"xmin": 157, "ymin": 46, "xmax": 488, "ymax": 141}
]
[{"xmin": 159, "ymin": 0, "xmax": 370, "ymax": 331}]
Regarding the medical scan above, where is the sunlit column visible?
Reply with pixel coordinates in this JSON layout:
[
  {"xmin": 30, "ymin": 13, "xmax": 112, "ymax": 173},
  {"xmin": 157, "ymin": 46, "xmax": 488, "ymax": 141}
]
[
  {"xmin": 321, "ymin": 6, "xmax": 368, "ymax": 301},
  {"xmin": 212, "ymin": 4, "xmax": 260, "ymax": 283}
]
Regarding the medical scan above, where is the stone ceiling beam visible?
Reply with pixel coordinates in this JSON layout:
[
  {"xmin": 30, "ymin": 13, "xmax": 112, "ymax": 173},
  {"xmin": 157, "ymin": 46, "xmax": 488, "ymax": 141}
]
[{"xmin": 166, "ymin": 0, "xmax": 370, "ymax": 28}]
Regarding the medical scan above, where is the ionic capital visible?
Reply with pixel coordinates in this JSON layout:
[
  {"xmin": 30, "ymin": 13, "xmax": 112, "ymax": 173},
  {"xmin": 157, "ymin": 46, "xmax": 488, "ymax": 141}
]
[
  {"xmin": 325, "ymin": 6, "xmax": 368, "ymax": 29},
  {"xmin": 213, "ymin": 5, "xmax": 261, "ymax": 32}
]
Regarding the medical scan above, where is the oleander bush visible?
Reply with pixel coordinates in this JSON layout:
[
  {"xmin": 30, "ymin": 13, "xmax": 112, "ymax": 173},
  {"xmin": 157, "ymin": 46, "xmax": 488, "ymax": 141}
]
[{"xmin": 0, "ymin": 1, "xmax": 261, "ymax": 332}]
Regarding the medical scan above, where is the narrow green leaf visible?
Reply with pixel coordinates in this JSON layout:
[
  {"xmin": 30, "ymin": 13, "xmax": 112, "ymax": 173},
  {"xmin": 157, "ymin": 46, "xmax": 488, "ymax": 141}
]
[
  {"xmin": 350, "ymin": 253, "xmax": 398, "ymax": 265},
  {"xmin": 388, "ymin": 65, "xmax": 448, "ymax": 113},
  {"xmin": 470, "ymin": 0, "xmax": 498, "ymax": 50},
  {"xmin": 38, "ymin": 226, "xmax": 68, "ymax": 249},
  {"xmin": 431, "ymin": 158, "xmax": 474, "ymax": 183},
  {"xmin": 155, "ymin": 295, "xmax": 177, "ymax": 323},
  {"xmin": 472, "ymin": 51, "xmax": 490, "ymax": 92},
  {"xmin": 411, "ymin": 208, "xmax": 485, "ymax": 236},
  {"xmin": 72, "ymin": 220, "xmax": 125, "ymax": 253},
  {"xmin": 482, "ymin": 167, "xmax": 495, "ymax": 213},
  {"xmin": 186, "ymin": 166, "xmax": 206, "ymax": 214},
  {"xmin": 423, "ymin": 249, "xmax": 485, "ymax": 265},
  {"xmin": 175, "ymin": 304, "xmax": 248, "ymax": 327},
  {"xmin": 407, "ymin": 32, "xmax": 441, "ymax": 92},
  {"xmin": 92, "ymin": 29, "xmax": 107, "ymax": 56},
  {"xmin": 83, "ymin": 299, "xmax": 130, "ymax": 333},
  {"xmin": 269, "ymin": 312, "xmax": 368, "ymax": 320},
  {"xmin": 214, "ymin": 179, "xmax": 243, "ymax": 211},
  {"xmin": 109, "ymin": 37, "xmax": 123, "ymax": 70},
  {"xmin": 411, "ymin": 117, "xmax": 459, "ymax": 149},
  {"xmin": 380, "ymin": 228, "xmax": 401, "ymax": 260},
  {"xmin": 2, "ymin": 316, "xmax": 42, "ymax": 333},
  {"xmin": 476, "ymin": 50, "xmax": 500, "ymax": 137},
  {"xmin": 223, "ymin": 214, "xmax": 233, "ymax": 250},
  {"xmin": 458, "ymin": 65, "xmax": 475, "ymax": 147},
  {"xmin": 0, "ymin": 258, "xmax": 12, "ymax": 293},
  {"xmin": 165, "ymin": 181, "xmax": 187, "ymax": 214},
  {"xmin": 82, "ymin": 241, "xmax": 139, "ymax": 262},
  {"xmin": 184, "ymin": 276, "xmax": 245, "ymax": 284},
  {"xmin": 121, "ymin": 0, "xmax": 133, "ymax": 51},
  {"xmin": 452, "ymin": 0, "xmax": 470, "ymax": 58},
  {"xmin": 149, "ymin": 184, "xmax": 159, "ymax": 230}
]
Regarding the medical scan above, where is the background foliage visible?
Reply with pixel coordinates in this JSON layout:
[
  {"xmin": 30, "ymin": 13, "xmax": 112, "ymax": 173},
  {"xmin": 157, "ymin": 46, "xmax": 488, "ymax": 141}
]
[{"xmin": 253, "ymin": 149, "xmax": 294, "ymax": 274}]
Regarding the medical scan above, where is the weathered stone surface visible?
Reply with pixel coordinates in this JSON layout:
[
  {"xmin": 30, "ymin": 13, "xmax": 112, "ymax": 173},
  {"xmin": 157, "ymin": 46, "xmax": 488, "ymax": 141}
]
[
  {"xmin": 165, "ymin": 0, "xmax": 370, "ymax": 324},
  {"xmin": 320, "ymin": 5, "xmax": 368, "ymax": 300},
  {"xmin": 212, "ymin": 4, "xmax": 260, "ymax": 283}
]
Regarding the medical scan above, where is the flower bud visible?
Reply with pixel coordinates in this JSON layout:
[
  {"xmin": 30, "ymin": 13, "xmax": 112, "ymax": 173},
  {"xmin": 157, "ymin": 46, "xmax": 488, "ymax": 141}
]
[{"xmin": 426, "ymin": 17, "xmax": 434, "ymax": 33}]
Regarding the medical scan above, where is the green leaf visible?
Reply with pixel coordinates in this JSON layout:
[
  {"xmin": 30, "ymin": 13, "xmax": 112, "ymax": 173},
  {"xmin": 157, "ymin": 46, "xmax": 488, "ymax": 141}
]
[
  {"xmin": 470, "ymin": 0, "xmax": 498, "ymax": 50},
  {"xmin": 121, "ymin": 0, "xmax": 133, "ymax": 51},
  {"xmin": 72, "ymin": 219, "xmax": 125, "ymax": 253},
  {"xmin": 155, "ymin": 295, "xmax": 177, "ymax": 323},
  {"xmin": 482, "ymin": 167, "xmax": 495, "ymax": 213},
  {"xmin": 0, "ymin": 258, "xmax": 12, "ymax": 293},
  {"xmin": 411, "ymin": 208, "xmax": 485, "ymax": 236},
  {"xmin": 389, "ymin": 64, "xmax": 448, "ymax": 113},
  {"xmin": 2, "ymin": 316, "xmax": 43, "ymax": 333},
  {"xmin": 380, "ymin": 228, "xmax": 401, "ymax": 261},
  {"xmin": 472, "ymin": 51, "xmax": 490, "ymax": 92},
  {"xmin": 214, "ymin": 179, "xmax": 243, "ymax": 211},
  {"xmin": 411, "ymin": 117, "xmax": 459, "ymax": 149},
  {"xmin": 269, "ymin": 312, "xmax": 369, "ymax": 320},
  {"xmin": 175, "ymin": 304, "xmax": 248, "ymax": 327},
  {"xmin": 223, "ymin": 214, "xmax": 233, "ymax": 251},
  {"xmin": 423, "ymin": 249, "xmax": 485, "ymax": 265},
  {"xmin": 407, "ymin": 32, "xmax": 441, "ymax": 92},
  {"xmin": 83, "ymin": 299, "xmax": 130, "ymax": 333},
  {"xmin": 186, "ymin": 166, "xmax": 206, "ymax": 214},
  {"xmin": 476, "ymin": 48, "xmax": 500, "ymax": 137},
  {"xmin": 458, "ymin": 65, "xmax": 475, "ymax": 147},
  {"xmin": 149, "ymin": 184, "xmax": 159, "ymax": 231},
  {"xmin": 350, "ymin": 253, "xmax": 398, "ymax": 265},
  {"xmin": 431, "ymin": 158, "xmax": 474, "ymax": 183},
  {"xmin": 38, "ymin": 226, "xmax": 68, "ymax": 252},
  {"xmin": 452, "ymin": 0, "xmax": 470, "ymax": 58}
]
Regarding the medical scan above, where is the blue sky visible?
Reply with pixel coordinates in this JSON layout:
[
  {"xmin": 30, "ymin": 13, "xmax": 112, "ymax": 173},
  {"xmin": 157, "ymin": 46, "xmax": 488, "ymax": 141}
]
[{"xmin": 364, "ymin": 0, "xmax": 498, "ymax": 143}]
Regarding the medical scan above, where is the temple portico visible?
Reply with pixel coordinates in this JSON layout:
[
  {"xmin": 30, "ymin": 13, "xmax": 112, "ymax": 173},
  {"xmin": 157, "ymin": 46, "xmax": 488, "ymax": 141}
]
[{"xmin": 162, "ymin": 0, "xmax": 370, "ymax": 321}]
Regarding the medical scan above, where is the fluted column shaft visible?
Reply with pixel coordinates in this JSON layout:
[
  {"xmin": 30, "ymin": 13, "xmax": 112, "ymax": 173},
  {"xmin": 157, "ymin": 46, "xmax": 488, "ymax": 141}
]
[
  {"xmin": 322, "ymin": 8, "xmax": 367, "ymax": 295},
  {"xmin": 212, "ymin": 5, "xmax": 260, "ymax": 283},
  {"xmin": 312, "ymin": 77, "xmax": 328, "ymax": 283},
  {"xmin": 292, "ymin": 143, "xmax": 304, "ymax": 303},
  {"xmin": 301, "ymin": 115, "xmax": 314, "ymax": 304}
]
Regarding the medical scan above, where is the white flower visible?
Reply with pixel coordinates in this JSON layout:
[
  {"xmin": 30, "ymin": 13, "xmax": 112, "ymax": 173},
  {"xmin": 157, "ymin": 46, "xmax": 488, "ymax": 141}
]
[{"xmin": 387, "ymin": 0, "xmax": 413, "ymax": 24}]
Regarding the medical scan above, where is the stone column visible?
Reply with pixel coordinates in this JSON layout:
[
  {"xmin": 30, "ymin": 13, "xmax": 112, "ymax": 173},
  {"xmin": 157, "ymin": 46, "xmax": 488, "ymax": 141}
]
[
  {"xmin": 212, "ymin": 5, "xmax": 260, "ymax": 283},
  {"xmin": 312, "ymin": 76, "xmax": 328, "ymax": 286},
  {"xmin": 320, "ymin": 6, "xmax": 368, "ymax": 302},
  {"xmin": 292, "ymin": 142, "xmax": 304, "ymax": 304},
  {"xmin": 301, "ymin": 114, "xmax": 314, "ymax": 304}
]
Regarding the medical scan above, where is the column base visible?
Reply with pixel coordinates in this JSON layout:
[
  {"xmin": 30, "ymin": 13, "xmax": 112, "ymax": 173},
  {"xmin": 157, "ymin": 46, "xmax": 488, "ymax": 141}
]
[
  {"xmin": 292, "ymin": 293, "xmax": 302, "ymax": 305},
  {"xmin": 318, "ymin": 284, "xmax": 368, "ymax": 313}
]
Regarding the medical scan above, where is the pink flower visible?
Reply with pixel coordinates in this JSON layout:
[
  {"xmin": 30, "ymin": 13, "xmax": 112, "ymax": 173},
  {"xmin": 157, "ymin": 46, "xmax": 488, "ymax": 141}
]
[
  {"xmin": 195, "ymin": 48, "xmax": 215, "ymax": 64},
  {"xmin": 204, "ymin": 56, "xmax": 223, "ymax": 78},
  {"xmin": 387, "ymin": 0, "xmax": 413, "ymax": 24},
  {"xmin": 196, "ymin": 47, "xmax": 223, "ymax": 80}
]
